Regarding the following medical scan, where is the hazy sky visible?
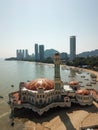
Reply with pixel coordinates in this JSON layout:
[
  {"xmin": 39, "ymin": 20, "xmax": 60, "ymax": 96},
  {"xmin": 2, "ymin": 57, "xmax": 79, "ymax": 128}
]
[{"xmin": 0, "ymin": 0, "xmax": 98, "ymax": 58}]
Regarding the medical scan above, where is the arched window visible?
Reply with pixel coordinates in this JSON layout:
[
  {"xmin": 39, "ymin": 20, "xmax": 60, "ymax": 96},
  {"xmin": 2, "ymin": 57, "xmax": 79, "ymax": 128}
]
[
  {"xmin": 32, "ymin": 98, "xmax": 34, "ymax": 104},
  {"xmin": 48, "ymin": 98, "xmax": 50, "ymax": 103},
  {"xmin": 57, "ymin": 95, "xmax": 59, "ymax": 100},
  {"xmin": 39, "ymin": 99, "xmax": 43, "ymax": 105},
  {"xmin": 51, "ymin": 97, "xmax": 53, "ymax": 102},
  {"xmin": 23, "ymin": 96, "xmax": 26, "ymax": 101},
  {"xmin": 28, "ymin": 97, "xmax": 31, "ymax": 102}
]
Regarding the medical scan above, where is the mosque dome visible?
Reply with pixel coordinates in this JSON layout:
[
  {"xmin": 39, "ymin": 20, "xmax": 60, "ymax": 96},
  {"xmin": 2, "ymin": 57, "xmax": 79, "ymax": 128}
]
[
  {"xmin": 25, "ymin": 78, "xmax": 55, "ymax": 91},
  {"xmin": 69, "ymin": 81, "xmax": 79, "ymax": 85},
  {"xmin": 76, "ymin": 89, "xmax": 90, "ymax": 95}
]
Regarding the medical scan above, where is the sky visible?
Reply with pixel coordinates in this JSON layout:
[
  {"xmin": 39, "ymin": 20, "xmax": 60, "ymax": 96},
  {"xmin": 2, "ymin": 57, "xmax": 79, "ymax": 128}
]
[{"xmin": 0, "ymin": 0, "xmax": 98, "ymax": 58}]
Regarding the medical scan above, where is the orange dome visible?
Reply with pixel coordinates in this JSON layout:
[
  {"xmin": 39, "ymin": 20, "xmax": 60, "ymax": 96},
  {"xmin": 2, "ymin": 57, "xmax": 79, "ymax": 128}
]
[
  {"xmin": 25, "ymin": 78, "xmax": 54, "ymax": 91},
  {"xmin": 69, "ymin": 81, "xmax": 79, "ymax": 85},
  {"xmin": 76, "ymin": 89, "xmax": 90, "ymax": 95}
]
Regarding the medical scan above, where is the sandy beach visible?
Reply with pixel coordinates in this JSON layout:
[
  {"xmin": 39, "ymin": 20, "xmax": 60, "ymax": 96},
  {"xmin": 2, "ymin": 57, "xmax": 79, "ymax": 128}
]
[
  {"xmin": 0, "ymin": 101, "xmax": 98, "ymax": 130},
  {"xmin": 0, "ymin": 68, "xmax": 98, "ymax": 130},
  {"xmin": 84, "ymin": 68, "xmax": 98, "ymax": 81}
]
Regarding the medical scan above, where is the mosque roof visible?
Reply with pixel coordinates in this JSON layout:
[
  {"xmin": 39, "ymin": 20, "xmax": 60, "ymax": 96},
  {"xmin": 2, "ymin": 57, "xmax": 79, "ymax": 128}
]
[
  {"xmin": 69, "ymin": 81, "xmax": 79, "ymax": 85},
  {"xmin": 25, "ymin": 78, "xmax": 55, "ymax": 91},
  {"xmin": 76, "ymin": 89, "xmax": 90, "ymax": 95}
]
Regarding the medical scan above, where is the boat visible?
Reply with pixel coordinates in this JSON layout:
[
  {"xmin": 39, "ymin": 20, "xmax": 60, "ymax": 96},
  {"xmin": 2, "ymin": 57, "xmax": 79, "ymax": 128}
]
[
  {"xmin": 0, "ymin": 96, "xmax": 3, "ymax": 98},
  {"xmin": 86, "ymin": 83, "xmax": 92, "ymax": 86},
  {"xmin": 11, "ymin": 85, "xmax": 14, "ymax": 87}
]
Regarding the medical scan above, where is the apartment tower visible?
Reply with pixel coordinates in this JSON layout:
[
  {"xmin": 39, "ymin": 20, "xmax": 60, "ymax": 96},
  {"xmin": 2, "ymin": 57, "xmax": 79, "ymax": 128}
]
[
  {"xmin": 70, "ymin": 36, "xmax": 76, "ymax": 61},
  {"xmin": 39, "ymin": 45, "xmax": 44, "ymax": 62},
  {"xmin": 35, "ymin": 44, "xmax": 39, "ymax": 61}
]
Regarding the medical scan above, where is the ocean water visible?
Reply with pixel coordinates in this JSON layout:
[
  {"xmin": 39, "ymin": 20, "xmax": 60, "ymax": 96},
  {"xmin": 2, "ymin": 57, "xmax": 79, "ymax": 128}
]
[{"xmin": 0, "ymin": 59, "xmax": 94, "ymax": 100}]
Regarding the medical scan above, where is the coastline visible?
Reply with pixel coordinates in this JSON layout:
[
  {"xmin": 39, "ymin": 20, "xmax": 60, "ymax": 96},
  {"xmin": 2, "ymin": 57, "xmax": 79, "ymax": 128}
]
[
  {"xmin": 83, "ymin": 68, "xmax": 98, "ymax": 81},
  {"xmin": 67, "ymin": 65, "xmax": 98, "ymax": 82},
  {"xmin": 4, "ymin": 59, "xmax": 98, "ymax": 82}
]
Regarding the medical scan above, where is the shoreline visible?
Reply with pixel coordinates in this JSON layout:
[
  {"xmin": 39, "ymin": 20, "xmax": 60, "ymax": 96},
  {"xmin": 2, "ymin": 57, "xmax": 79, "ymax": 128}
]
[
  {"xmin": 4, "ymin": 59, "xmax": 98, "ymax": 81},
  {"xmin": 69, "ymin": 64, "xmax": 98, "ymax": 81},
  {"xmin": 67, "ymin": 65, "xmax": 98, "ymax": 82},
  {"xmin": 83, "ymin": 68, "xmax": 98, "ymax": 81}
]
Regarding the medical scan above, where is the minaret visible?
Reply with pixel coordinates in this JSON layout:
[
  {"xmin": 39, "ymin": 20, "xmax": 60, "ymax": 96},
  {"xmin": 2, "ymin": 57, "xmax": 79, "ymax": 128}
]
[{"xmin": 54, "ymin": 53, "xmax": 61, "ymax": 90}]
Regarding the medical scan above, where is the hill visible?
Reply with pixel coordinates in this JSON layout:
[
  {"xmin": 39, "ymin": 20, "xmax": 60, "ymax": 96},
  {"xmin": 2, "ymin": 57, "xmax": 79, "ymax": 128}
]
[
  {"xmin": 44, "ymin": 49, "xmax": 59, "ymax": 58},
  {"xmin": 78, "ymin": 49, "xmax": 98, "ymax": 57}
]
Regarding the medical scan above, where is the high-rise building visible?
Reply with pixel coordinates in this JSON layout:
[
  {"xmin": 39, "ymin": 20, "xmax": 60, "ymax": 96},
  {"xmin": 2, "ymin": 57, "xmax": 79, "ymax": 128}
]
[
  {"xmin": 35, "ymin": 44, "xmax": 39, "ymax": 61},
  {"xmin": 23, "ymin": 50, "xmax": 25, "ymax": 59},
  {"xmin": 16, "ymin": 50, "xmax": 19, "ymax": 59},
  {"xmin": 16, "ymin": 49, "xmax": 29, "ymax": 60},
  {"xmin": 39, "ymin": 45, "xmax": 44, "ymax": 61},
  {"xmin": 25, "ymin": 49, "xmax": 28, "ymax": 58},
  {"xmin": 70, "ymin": 36, "xmax": 76, "ymax": 61},
  {"xmin": 16, "ymin": 49, "xmax": 23, "ymax": 60}
]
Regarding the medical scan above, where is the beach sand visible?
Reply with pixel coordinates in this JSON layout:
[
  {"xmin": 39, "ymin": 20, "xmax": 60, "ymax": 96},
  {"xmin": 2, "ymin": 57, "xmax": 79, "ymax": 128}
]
[
  {"xmin": 0, "ymin": 68, "xmax": 98, "ymax": 130},
  {"xmin": 0, "ymin": 102, "xmax": 98, "ymax": 130},
  {"xmin": 84, "ymin": 68, "xmax": 98, "ymax": 81}
]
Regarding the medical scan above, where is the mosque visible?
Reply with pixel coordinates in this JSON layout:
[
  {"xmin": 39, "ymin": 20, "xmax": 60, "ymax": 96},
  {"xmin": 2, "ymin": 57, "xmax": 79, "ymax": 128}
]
[{"xmin": 8, "ymin": 53, "xmax": 93, "ymax": 117}]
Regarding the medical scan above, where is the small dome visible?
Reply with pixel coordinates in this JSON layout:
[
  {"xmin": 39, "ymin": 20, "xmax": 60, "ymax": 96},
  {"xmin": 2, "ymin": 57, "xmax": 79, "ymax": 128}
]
[
  {"xmin": 69, "ymin": 81, "xmax": 79, "ymax": 85},
  {"xmin": 76, "ymin": 89, "xmax": 90, "ymax": 95},
  {"xmin": 25, "ymin": 78, "xmax": 54, "ymax": 91}
]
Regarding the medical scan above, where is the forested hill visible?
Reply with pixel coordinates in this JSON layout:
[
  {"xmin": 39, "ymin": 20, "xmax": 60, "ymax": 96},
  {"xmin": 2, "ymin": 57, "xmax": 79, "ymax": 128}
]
[{"xmin": 78, "ymin": 49, "xmax": 98, "ymax": 57}]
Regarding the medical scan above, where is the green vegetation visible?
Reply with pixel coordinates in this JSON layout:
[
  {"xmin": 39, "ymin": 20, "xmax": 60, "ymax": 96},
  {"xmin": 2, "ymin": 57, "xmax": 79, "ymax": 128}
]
[
  {"xmin": 5, "ymin": 55, "xmax": 98, "ymax": 71},
  {"xmin": 66, "ymin": 56, "xmax": 98, "ymax": 71}
]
